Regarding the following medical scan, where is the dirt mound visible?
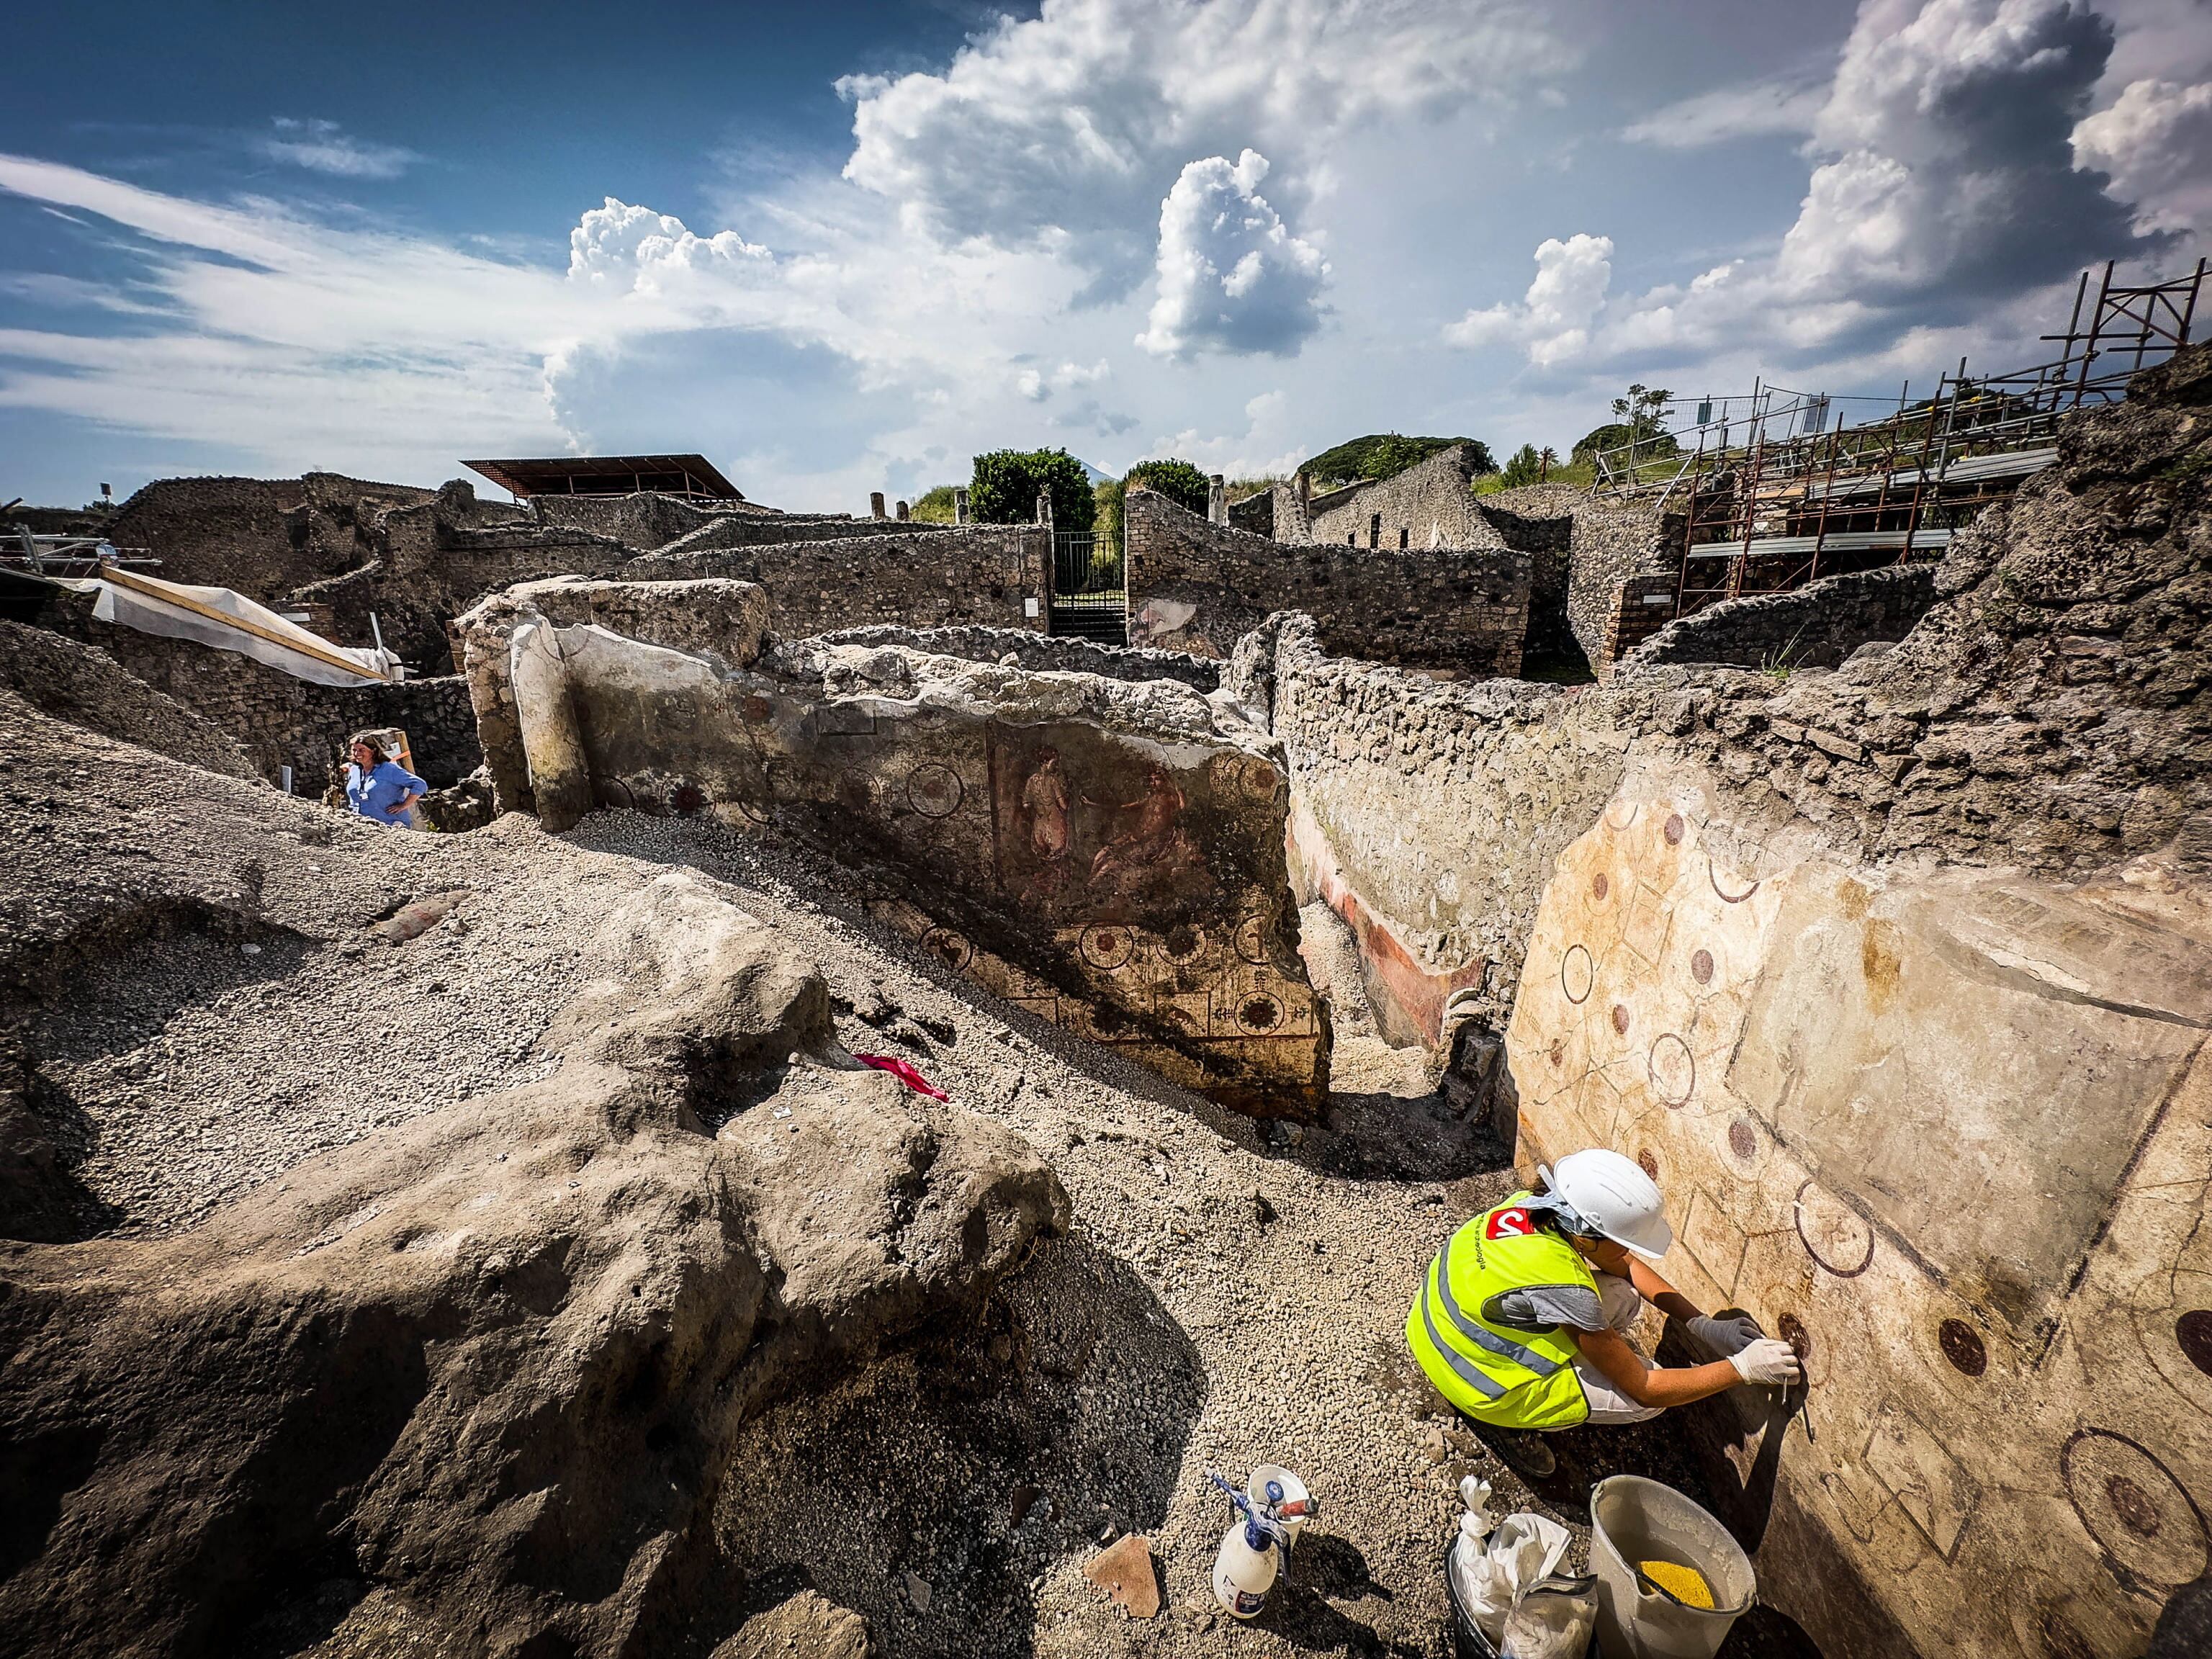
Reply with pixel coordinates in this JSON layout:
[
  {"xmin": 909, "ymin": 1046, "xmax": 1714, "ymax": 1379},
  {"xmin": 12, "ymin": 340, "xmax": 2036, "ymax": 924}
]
[{"xmin": 0, "ymin": 620, "xmax": 257, "ymax": 779}]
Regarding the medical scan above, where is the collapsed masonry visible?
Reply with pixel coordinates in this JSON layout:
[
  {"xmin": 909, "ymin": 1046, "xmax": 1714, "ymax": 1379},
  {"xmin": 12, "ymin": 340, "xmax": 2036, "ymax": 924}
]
[{"xmin": 444, "ymin": 344, "xmax": 2212, "ymax": 1659}]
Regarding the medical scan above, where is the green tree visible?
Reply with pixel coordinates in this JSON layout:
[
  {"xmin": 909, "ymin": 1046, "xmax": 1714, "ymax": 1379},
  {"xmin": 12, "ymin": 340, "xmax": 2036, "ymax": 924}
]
[
  {"xmin": 1123, "ymin": 458, "xmax": 1211, "ymax": 516},
  {"xmin": 1573, "ymin": 383, "xmax": 1677, "ymax": 463},
  {"xmin": 1499, "ymin": 444, "xmax": 1545, "ymax": 488},
  {"xmin": 969, "ymin": 449, "xmax": 1096, "ymax": 531},
  {"xmin": 1093, "ymin": 477, "xmax": 1124, "ymax": 541},
  {"xmin": 1300, "ymin": 433, "xmax": 1495, "ymax": 487}
]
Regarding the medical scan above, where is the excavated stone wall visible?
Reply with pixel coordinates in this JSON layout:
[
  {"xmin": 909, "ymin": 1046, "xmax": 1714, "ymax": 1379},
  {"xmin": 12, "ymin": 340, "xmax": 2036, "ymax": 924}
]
[
  {"xmin": 458, "ymin": 581, "xmax": 1327, "ymax": 1115},
  {"xmin": 1246, "ymin": 343, "xmax": 2212, "ymax": 1658},
  {"xmin": 1124, "ymin": 489, "xmax": 1530, "ymax": 674},
  {"xmin": 1233, "ymin": 613, "xmax": 1628, "ymax": 1048},
  {"xmin": 1631, "ymin": 565, "xmax": 1941, "ymax": 670},
  {"xmin": 1568, "ymin": 500, "xmax": 1686, "ymax": 673}
]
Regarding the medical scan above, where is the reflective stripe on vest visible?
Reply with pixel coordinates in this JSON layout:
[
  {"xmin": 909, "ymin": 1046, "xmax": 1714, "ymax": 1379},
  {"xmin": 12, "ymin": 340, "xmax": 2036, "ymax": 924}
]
[{"xmin": 1404, "ymin": 1192, "xmax": 1597, "ymax": 1431}]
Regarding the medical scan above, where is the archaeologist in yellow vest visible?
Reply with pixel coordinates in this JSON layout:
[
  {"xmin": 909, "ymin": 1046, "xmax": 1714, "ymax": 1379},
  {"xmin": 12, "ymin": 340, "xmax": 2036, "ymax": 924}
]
[{"xmin": 1406, "ymin": 1148, "xmax": 1802, "ymax": 1478}]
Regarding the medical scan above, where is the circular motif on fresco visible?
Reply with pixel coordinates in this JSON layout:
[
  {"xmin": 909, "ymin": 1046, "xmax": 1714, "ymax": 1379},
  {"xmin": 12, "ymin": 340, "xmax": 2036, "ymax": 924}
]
[
  {"xmin": 919, "ymin": 926, "xmax": 973, "ymax": 974},
  {"xmin": 669, "ymin": 781, "xmax": 708, "ymax": 816},
  {"xmin": 1938, "ymin": 1318, "xmax": 1988, "ymax": 1377},
  {"xmin": 1727, "ymin": 1118, "xmax": 1758, "ymax": 1162},
  {"xmin": 1636, "ymin": 1148, "xmax": 1660, "ymax": 1181},
  {"xmin": 659, "ymin": 691, "xmax": 699, "ymax": 732},
  {"xmin": 1591, "ymin": 872, "xmax": 1610, "ymax": 902},
  {"xmin": 1234, "ymin": 914, "xmax": 1269, "ymax": 965},
  {"xmin": 905, "ymin": 763, "xmax": 963, "ymax": 819},
  {"xmin": 2062, "ymin": 1429, "xmax": 2210, "ymax": 1591},
  {"xmin": 1560, "ymin": 944, "xmax": 1594, "ymax": 1004},
  {"xmin": 1776, "ymin": 1312, "xmax": 1811, "ymax": 1365},
  {"xmin": 1691, "ymin": 948, "xmax": 1715, "ymax": 984},
  {"xmin": 1079, "ymin": 924, "xmax": 1136, "ymax": 972},
  {"xmin": 1162, "ymin": 922, "xmax": 1207, "ymax": 964},
  {"xmin": 1647, "ymin": 1032, "xmax": 1694, "ymax": 1105},
  {"xmin": 1663, "ymin": 812, "xmax": 1686, "ymax": 845},
  {"xmin": 2177, "ymin": 1310, "xmax": 2212, "ymax": 1378},
  {"xmin": 1794, "ymin": 1178, "xmax": 1876, "ymax": 1277},
  {"xmin": 593, "ymin": 775, "xmax": 635, "ymax": 811},
  {"xmin": 1238, "ymin": 993, "xmax": 1285, "ymax": 1034},
  {"xmin": 1241, "ymin": 757, "xmax": 1280, "ymax": 800},
  {"xmin": 1611, "ymin": 1003, "xmax": 1632, "ymax": 1035},
  {"xmin": 740, "ymin": 693, "xmax": 775, "ymax": 725},
  {"xmin": 1708, "ymin": 856, "xmax": 1761, "ymax": 904},
  {"xmin": 1604, "ymin": 799, "xmax": 1640, "ymax": 832}
]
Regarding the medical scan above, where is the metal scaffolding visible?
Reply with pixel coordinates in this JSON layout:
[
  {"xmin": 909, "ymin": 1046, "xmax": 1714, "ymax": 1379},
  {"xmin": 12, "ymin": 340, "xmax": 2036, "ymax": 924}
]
[{"xmin": 1591, "ymin": 260, "xmax": 2207, "ymax": 618}]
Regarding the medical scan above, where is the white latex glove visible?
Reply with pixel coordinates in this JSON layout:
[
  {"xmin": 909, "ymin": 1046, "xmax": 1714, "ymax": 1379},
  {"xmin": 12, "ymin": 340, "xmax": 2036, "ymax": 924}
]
[
  {"xmin": 1730, "ymin": 1337, "xmax": 1802, "ymax": 1386},
  {"xmin": 1686, "ymin": 1313, "xmax": 1763, "ymax": 1356}
]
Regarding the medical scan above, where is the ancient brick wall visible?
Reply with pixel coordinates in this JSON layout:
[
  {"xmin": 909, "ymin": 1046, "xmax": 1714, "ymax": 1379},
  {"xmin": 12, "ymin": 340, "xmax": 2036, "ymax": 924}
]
[
  {"xmin": 31, "ymin": 590, "xmax": 479, "ymax": 791},
  {"xmin": 1305, "ymin": 444, "xmax": 1502, "ymax": 551},
  {"xmin": 1629, "ymin": 564, "xmax": 1941, "ymax": 670},
  {"xmin": 1124, "ymin": 490, "xmax": 1529, "ymax": 675},
  {"xmin": 628, "ymin": 524, "xmax": 1050, "ymax": 641}
]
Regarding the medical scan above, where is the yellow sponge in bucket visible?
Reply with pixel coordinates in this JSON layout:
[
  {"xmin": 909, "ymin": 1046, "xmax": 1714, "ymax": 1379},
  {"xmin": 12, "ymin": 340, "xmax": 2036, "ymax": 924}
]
[{"xmin": 1637, "ymin": 1560, "xmax": 1715, "ymax": 1609}]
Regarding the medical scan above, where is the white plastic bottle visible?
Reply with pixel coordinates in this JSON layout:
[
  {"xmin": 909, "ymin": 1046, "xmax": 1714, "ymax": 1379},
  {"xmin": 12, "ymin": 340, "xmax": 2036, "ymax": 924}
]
[{"xmin": 1212, "ymin": 1516, "xmax": 1280, "ymax": 1619}]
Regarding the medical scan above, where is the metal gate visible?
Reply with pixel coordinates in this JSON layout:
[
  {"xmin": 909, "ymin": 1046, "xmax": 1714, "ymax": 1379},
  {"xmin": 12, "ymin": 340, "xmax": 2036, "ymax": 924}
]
[{"xmin": 1049, "ymin": 528, "xmax": 1125, "ymax": 644}]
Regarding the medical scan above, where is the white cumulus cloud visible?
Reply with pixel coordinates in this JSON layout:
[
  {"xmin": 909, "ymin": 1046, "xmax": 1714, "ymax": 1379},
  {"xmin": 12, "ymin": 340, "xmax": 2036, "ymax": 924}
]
[
  {"xmin": 1446, "ymin": 233, "xmax": 1612, "ymax": 367},
  {"xmin": 1136, "ymin": 150, "xmax": 1327, "ymax": 360},
  {"xmin": 2073, "ymin": 76, "xmax": 2212, "ymax": 237}
]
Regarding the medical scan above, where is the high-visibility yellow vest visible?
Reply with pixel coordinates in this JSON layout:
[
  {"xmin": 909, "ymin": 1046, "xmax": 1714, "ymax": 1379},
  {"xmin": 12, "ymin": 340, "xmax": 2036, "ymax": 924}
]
[{"xmin": 1405, "ymin": 1191, "xmax": 1598, "ymax": 1429}]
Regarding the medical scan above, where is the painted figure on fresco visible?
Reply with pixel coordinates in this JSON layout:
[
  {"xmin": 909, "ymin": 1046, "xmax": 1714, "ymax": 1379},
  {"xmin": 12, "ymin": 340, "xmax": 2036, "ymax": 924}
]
[
  {"xmin": 1087, "ymin": 765, "xmax": 1201, "ymax": 897},
  {"xmin": 1017, "ymin": 748, "xmax": 1075, "ymax": 903}
]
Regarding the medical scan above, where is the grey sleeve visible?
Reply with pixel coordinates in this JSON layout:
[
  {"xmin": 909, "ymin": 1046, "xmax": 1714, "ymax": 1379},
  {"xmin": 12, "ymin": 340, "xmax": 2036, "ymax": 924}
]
[{"xmin": 1489, "ymin": 1283, "xmax": 1609, "ymax": 1333}]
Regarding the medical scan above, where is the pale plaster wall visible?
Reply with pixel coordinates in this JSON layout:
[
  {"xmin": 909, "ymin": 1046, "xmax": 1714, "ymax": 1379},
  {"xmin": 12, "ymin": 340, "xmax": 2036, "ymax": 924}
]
[{"xmin": 1506, "ymin": 760, "xmax": 2212, "ymax": 1659}]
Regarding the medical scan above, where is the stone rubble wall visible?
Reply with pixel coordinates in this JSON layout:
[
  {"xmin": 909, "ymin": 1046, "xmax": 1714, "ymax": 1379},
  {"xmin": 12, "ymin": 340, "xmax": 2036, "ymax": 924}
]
[
  {"xmin": 1629, "ymin": 564, "xmax": 1941, "ymax": 670},
  {"xmin": 1124, "ymin": 489, "xmax": 1529, "ymax": 675},
  {"xmin": 626, "ymin": 524, "xmax": 1051, "ymax": 643},
  {"xmin": 809, "ymin": 624, "xmax": 1220, "ymax": 692},
  {"xmin": 1568, "ymin": 500, "xmax": 1686, "ymax": 673}
]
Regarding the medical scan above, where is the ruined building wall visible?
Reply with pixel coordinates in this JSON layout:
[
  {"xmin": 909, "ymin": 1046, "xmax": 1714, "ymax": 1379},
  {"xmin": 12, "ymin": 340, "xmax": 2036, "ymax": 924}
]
[
  {"xmin": 1629, "ymin": 564, "xmax": 1941, "ymax": 671},
  {"xmin": 626, "ymin": 524, "xmax": 1051, "ymax": 642},
  {"xmin": 815, "ymin": 625, "xmax": 1221, "ymax": 693},
  {"xmin": 457, "ymin": 581, "xmax": 1326, "ymax": 1114},
  {"xmin": 1305, "ymin": 444, "xmax": 1503, "ymax": 551},
  {"xmin": 1123, "ymin": 490, "xmax": 1530, "ymax": 675},
  {"xmin": 649, "ymin": 511, "xmax": 958, "ymax": 559}
]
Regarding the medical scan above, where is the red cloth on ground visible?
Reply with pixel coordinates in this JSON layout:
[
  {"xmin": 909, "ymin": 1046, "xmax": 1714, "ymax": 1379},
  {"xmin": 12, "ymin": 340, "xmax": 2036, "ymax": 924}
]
[{"xmin": 853, "ymin": 1053, "xmax": 950, "ymax": 1101}]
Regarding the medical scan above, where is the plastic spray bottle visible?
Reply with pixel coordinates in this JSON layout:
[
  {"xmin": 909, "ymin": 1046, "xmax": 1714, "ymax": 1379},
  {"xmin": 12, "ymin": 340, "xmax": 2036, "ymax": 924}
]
[{"xmin": 1208, "ymin": 1471, "xmax": 1294, "ymax": 1619}]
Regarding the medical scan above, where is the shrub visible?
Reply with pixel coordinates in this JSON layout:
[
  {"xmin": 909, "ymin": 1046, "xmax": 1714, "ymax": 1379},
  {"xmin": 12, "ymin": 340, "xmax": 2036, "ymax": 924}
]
[
  {"xmin": 1123, "ymin": 458, "xmax": 1210, "ymax": 516},
  {"xmin": 1300, "ymin": 433, "xmax": 1495, "ymax": 487},
  {"xmin": 909, "ymin": 485, "xmax": 958, "ymax": 523},
  {"xmin": 969, "ymin": 449, "xmax": 1096, "ymax": 532}
]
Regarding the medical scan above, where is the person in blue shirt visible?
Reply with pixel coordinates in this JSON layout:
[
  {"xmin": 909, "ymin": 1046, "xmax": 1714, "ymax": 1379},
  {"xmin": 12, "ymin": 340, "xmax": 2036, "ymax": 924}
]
[{"xmin": 346, "ymin": 737, "xmax": 426, "ymax": 828}]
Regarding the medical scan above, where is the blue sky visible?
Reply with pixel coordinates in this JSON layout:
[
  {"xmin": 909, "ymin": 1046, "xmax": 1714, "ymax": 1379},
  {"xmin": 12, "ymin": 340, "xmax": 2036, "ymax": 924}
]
[{"xmin": 4, "ymin": 0, "xmax": 2208, "ymax": 511}]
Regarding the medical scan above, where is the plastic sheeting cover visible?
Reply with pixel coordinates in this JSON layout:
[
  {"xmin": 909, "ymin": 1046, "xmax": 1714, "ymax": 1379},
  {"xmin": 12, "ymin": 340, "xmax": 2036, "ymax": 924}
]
[{"xmin": 57, "ymin": 571, "xmax": 397, "ymax": 687}]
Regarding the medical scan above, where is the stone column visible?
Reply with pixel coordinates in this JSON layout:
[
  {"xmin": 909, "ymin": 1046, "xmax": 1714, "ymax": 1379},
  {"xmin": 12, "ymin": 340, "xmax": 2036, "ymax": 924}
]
[
  {"xmin": 870, "ymin": 491, "xmax": 886, "ymax": 520},
  {"xmin": 1295, "ymin": 470, "xmax": 1311, "ymax": 505},
  {"xmin": 895, "ymin": 499, "xmax": 910, "ymax": 522},
  {"xmin": 1208, "ymin": 474, "xmax": 1227, "ymax": 524},
  {"xmin": 508, "ymin": 617, "xmax": 594, "ymax": 834},
  {"xmin": 953, "ymin": 487, "xmax": 969, "ymax": 525}
]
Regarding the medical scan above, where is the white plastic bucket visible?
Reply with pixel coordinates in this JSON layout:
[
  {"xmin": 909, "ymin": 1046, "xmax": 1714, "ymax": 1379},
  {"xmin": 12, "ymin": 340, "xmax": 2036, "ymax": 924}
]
[
  {"xmin": 1588, "ymin": 1475, "xmax": 1755, "ymax": 1659},
  {"xmin": 1249, "ymin": 1463, "xmax": 1313, "ymax": 1542}
]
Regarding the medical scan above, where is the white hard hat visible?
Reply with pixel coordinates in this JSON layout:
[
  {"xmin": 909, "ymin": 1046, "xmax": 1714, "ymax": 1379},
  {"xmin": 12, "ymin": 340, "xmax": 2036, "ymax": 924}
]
[{"xmin": 1544, "ymin": 1148, "xmax": 1673, "ymax": 1263}]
